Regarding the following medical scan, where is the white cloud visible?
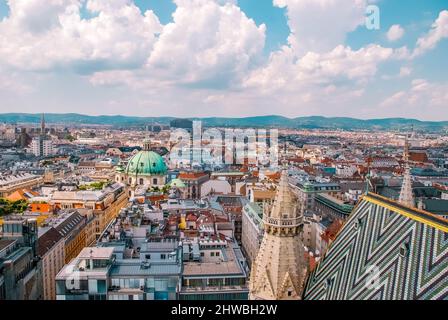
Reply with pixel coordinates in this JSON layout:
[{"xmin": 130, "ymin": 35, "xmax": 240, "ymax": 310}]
[
  {"xmin": 0, "ymin": 0, "xmax": 443, "ymax": 120},
  {"xmin": 399, "ymin": 66, "xmax": 412, "ymax": 77},
  {"xmin": 273, "ymin": 0, "xmax": 367, "ymax": 55},
  {"xmin": 145, "ymin": 0, "xmax": 266, "ymax": 88},
  {"xmin": 387, "ymin": 24, "xmax": 404, "ymax": 42},
  {"xmin": 244, "ymin": 44, "xmax": 397, "ymax": 94},
  {"xmin": 0, "ymin": 0, "xmax": 162, "ymax": 71},
  {"xmin": 413, "ymin": 10, "xmax": 448, "ymax": 57},
  {"xmin": 381, "ymin": 79, "xmax": 448, "ymax": 110},
  {"xmin": 381, "ymin": 66, "xmax": 412, "ymax": 80}
]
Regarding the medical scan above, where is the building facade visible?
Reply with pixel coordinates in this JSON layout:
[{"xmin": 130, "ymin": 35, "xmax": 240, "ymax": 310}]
[
  {"xmin": 0, "ymin": 218, "xmax": 43, "ymax": 300},
  {"xmin": 38, "ymin": 227, "xmax": 65, "ymax": 300},
  {"xmin": 56, "ymin": 244, "xmax": 182, "ymax": 300},
  {"xmin": 241, "ymin": 202, "xmax": 264, "ymax": 268},
  {"xmin": 0, "ymin": 173, "xmax": 43, "ymax": 198},
  {"xmin": 50, "ymin": 183, "xmax": 128, "ymax": 240},
  {"xmin": 180, "ymin": 239, "xmax": 249, "ymax": 300}
]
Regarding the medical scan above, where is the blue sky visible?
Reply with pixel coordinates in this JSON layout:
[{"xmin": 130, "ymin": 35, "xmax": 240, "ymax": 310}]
[{"xmin": 0, "ymin": 0, "xmax": 447, "ymax": 120}]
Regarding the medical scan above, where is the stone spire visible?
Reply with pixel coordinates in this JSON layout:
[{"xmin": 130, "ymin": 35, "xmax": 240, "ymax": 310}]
[
  {"xmin": 40, "ymin": 113, "xmax": 46, "ymax": 135},
  {"xmin": 249, "ymin": 167, "xmax": 306, "ymax": 300},
  {"xmin": 399, "ymin": 133, "xmax": 415, "ymax": 208}
]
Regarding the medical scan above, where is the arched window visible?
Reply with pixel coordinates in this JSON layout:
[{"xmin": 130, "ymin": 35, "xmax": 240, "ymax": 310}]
[{"xmin": 139, "ymin": 178, "xmax": 144, "ymax": 185}]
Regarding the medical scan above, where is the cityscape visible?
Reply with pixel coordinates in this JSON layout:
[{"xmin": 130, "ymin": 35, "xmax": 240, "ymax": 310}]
[{"xmin": 0, "ymin": 0, "xmax": 448, "ymax": 306}]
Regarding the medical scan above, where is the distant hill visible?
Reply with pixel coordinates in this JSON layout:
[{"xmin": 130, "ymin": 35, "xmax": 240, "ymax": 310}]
[{"xmin": 0, "ymin": 113, "xmax": 447, "ymax": 132}]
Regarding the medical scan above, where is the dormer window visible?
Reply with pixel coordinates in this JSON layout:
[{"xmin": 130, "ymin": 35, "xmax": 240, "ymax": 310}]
[{"xmin": 399, "ymin": 242, "xmax": 410, "ymax": 258}]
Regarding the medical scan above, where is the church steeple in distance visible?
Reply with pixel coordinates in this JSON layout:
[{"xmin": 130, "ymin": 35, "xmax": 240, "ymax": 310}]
[
  {"xmin": 249, "ymin": 166, "xmax": 307, "ymax": 300},
  {"xmin": 398, "ymin": 132, "xmax": 415, "ymax": 208},
  {"xmin": 40, "ymin": 113, "xmax": 46, "ymax": 135}
]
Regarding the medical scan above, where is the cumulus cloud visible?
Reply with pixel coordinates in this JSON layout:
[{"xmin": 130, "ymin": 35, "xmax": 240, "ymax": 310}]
[
  {"xmin": 381, "ymin": 79, "xmax": 448, "ymax": 110},
  {"xmin": 0, "ymin": 0, "xmax": 444, "ymax": 119},
  {"xmin": 145, "ymin": 0, "xmax": 266, "ymax": 88},
  {"xmin": 413, "ymin": 10, "xmax": 448, "ymax": 57},
  {"xmin": 0, "ymin": 0, "xmax": 162, "ymax": 71},
  {"xmin": 273, "ymin": 0, "xmax": 367, "ymax": 55},
  {"xmin": 244, "ymin": 44, "xmax": 396, "ymax": 92},
  {"xmin": 387, "ymin": 24, "xmax": 404, "ymax": 42},
  {"xmin": 71, "ymin": 0, "xmax": 266, "ymax": 90}
]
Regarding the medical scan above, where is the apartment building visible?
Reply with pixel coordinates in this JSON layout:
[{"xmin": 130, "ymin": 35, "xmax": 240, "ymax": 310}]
[
  {"xmin": 50, "ymin": 183, "xmax": 128, "ymax": 240},
  {"xmin": 37, "ymin": 228, "xmax": 65, "ymax": 300}
]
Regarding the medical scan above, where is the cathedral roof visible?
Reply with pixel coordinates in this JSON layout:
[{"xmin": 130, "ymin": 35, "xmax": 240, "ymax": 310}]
[
  {"xmin": 267, "ymin": 169, "xmax": 298, "ymax": 220},
  {"xmin": 303, "ymin": 192, "xmax": 448, "ymax": 300}
]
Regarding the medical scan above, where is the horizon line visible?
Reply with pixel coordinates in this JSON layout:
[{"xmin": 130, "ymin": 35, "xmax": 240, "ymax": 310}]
[{"xmin": 0, "ymin": 112, "xmax": 447, "ymax": 123}]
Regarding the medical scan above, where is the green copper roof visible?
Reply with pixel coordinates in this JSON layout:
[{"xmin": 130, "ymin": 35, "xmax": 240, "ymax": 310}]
[
  {"xmin": 125, "ymin": 150, "xmax": 167, "ymax": 176},
  {"xmin": 168, "ymin": 178, "xmax": 186, "ymax": 188}
]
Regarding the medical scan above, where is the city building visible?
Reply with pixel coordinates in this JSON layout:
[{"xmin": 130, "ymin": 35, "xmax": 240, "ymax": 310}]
[
  {"xmin": 30, "ymin": 137, "xmax": 54, "ymax": 157},
  {"xmin": 290, "ymin": 181, "xmax": 341, "ymax": 216},
  {"xmin": 37, "ymin": 227, "xmax": 65, "ymax": 300},
  {"xmin": 0, "ymin": 173, "xmax": 44, "ymax": 198},
  {"xmin": 30, "ymin": 114, "xmax": 54, "ymax": 157},
  {"xmin": 56, "ymin": 243, "xmax": 183, "ymax": 300},
  {"xmin": 49, "ymin": 183, "xmax": 128, "ymax": 240},
  {"xmin": 314, "ymin": 193, "xmax": 354, "ymax": 221},
  {"xmin": 241, "ymin": 202, "xmax": 264, "ymax": 268},
  {"xmin": 0, "ymin": 218, "xmax": 42, "ymax": 300},
  {"xmin": 180, "ymin": 239, "xmax": 249, "ymax": 300},
  {"xmin": 115, "ymin": 140, "xmax": 167, "ymax": 196},
  {"xmin": 178, "ymin": 172, "xmax": 209, "ymax": 199},
  {"xmin": 210, "ymin": 195, "xmax": 247, "ymax": 245}
]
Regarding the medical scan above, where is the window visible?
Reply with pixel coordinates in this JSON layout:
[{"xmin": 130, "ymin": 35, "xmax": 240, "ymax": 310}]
[
  {"xmin": 153, "ymin": 178, "xmax": 158, "ymax": 185},
  {"xmin": 210, "ymin": 252, "xmax": 215, "ymax": 257},
  {"xmin": 161, "ymin": 254, "xmax": 166, "ymax": 260},
  {"xmin": 145, "ymin": 254, "xmax": 151, "ymax": 260},
  {"xmin": 139, "ymin": 178, "xmax": 144, "ymax": 185}
]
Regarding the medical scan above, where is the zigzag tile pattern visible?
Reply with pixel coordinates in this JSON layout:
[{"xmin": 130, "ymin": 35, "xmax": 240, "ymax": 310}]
[{"xmin": 303, "ymin": 194, "xmax": 448, "ymax": 300}]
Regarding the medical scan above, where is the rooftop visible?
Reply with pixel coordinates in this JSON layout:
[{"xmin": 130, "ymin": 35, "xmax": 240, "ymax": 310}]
[
  {"xmin": 78, "ymin": 247, "xmax": 115, "ymax": 260},
  {"xmin": 183, "ymin": 244, "xmax": 246, "ymax": 277},
  {"xmin": 364, "ymin": 193, "xmax": 448, "ymax": 233}
]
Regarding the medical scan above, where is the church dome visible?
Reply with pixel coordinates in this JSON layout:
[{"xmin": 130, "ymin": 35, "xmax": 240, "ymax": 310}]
[{"xmin": 125, "ymin": 150, "xmax": 167, "ymax": 176}]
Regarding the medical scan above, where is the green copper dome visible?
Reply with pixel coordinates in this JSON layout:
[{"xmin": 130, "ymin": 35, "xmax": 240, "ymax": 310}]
[{"xmin": 125, "ymin": 150, "xmax": 167, "ymax": 176}]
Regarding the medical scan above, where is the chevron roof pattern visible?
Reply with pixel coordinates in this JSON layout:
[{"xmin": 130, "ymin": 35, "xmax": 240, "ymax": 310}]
[{"xmin": 303, "ymin": 193, "xmax": 448, "ymax": 300}]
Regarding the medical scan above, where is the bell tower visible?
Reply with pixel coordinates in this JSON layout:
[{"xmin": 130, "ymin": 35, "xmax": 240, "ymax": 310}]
[{"xmin": 249, "ymin": 168, "xmax": 307, "ymax": 300}]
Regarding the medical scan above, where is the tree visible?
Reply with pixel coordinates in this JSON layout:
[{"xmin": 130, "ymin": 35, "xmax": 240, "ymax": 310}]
[{"xmin": 0, "ymin": 198, "xmax": 29, "ymax": 216}]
